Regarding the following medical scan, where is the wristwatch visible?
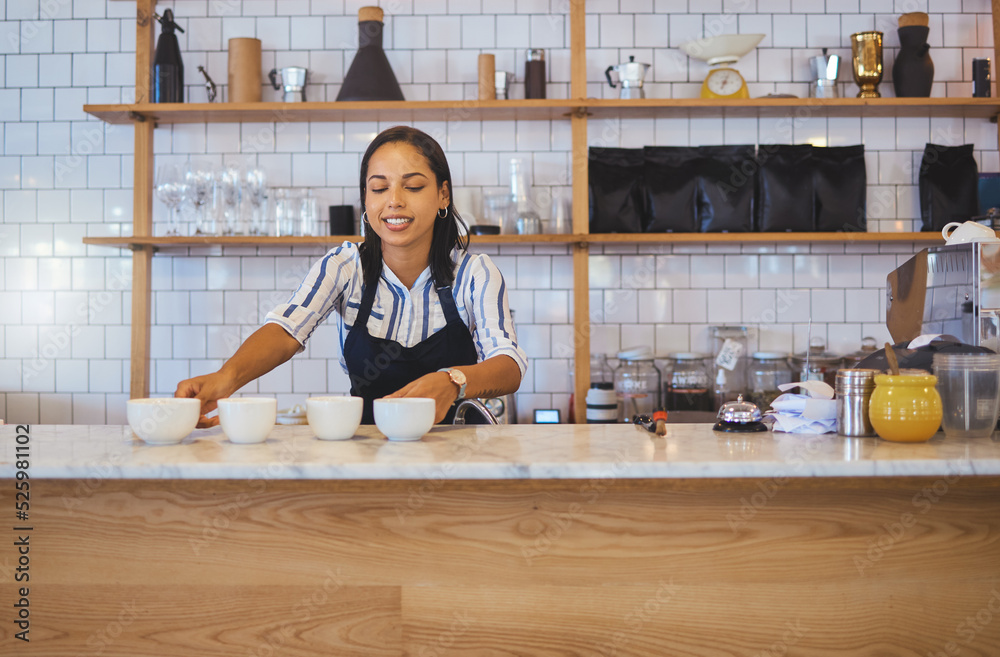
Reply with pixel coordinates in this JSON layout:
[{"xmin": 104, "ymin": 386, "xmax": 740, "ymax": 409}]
[{"xmin": 438, "ymin": 367, "xmax": 467, "ymax": 400}]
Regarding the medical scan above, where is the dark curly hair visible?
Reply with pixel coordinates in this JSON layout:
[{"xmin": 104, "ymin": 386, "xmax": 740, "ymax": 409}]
[{"xmin": 358, "ymin": 126, "xmax": 469, "ymax": 290}]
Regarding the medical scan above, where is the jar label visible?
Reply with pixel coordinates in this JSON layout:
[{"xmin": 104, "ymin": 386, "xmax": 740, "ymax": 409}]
[{"xmin": 715, "ymin": 339, "xmax": 743, "ymax": 371}]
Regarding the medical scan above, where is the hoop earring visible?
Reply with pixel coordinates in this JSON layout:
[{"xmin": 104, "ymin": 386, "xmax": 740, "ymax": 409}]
[
  {"xmin": 362, "ymin": 211, "xmax": 369, "ymax": 223},
  {"xmin": 438, "ymin": 208, "xmax": 448, "ymax": 219}
]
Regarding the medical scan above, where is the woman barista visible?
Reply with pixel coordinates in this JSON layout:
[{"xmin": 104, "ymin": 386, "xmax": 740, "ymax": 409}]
[{"xmin": 176, "ymin": 126, "xmax": 527, "ymax": 425}]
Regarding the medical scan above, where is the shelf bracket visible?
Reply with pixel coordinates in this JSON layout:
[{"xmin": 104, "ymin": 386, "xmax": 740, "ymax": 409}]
[
  {"xmin": 571, "ymin": 106, "xmax": 591, "ymax": 119},
  {"xmin": 991, "ymin": 113, "xmax": 998, "ymax": 124},
  {"xmin": 127, "ymin": 243, "xmax": 159, "ymax": 254},
  {"xmin": 128, "ymin": 111, "xmax": 147, "ymax": 123}
]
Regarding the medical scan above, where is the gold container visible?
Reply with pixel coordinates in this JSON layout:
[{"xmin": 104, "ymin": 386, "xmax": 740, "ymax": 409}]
[{"xmin": 851, "ymin": 31, "xmax": 884, "ymax": 98}]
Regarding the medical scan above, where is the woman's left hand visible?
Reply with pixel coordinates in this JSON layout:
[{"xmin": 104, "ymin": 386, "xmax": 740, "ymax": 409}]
[{"xmin": 383, "ymin": 372, "xmax": 458, "ymax": 424}]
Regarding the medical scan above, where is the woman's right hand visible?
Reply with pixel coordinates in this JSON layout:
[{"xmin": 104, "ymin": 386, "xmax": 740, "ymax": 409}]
[{"xmin": 175, "ymin": 373, "xmax": 234, "ymax": 428}]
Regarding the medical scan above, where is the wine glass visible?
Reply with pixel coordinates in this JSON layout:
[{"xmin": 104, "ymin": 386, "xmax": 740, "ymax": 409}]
[
  {"xmin": 244, "ymin": 167, "xmax": 268, "ymax": 235},
  {"xmin": 184, "ymin": 161, "xmax": 214, "ymax": 235},
  {"xmin": 215, "ymin": 166, "xmax": 241, "ymax": 235},
  {"xmin": 155, "ymin": 164, "xmax": 188, "ymax": 236}
]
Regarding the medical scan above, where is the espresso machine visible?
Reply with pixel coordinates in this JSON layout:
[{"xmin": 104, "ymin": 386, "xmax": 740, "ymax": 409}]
[{"xmin": 886, "ymin": 242, "xmax": 1000, "ymax": 352}]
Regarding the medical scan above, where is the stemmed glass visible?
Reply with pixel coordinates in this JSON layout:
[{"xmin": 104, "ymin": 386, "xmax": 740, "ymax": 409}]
[
  {"xmin": 185, "ymin": 162, "xmax": 214, "ymax": 235},
  {"xmin": 216, "ymin": 166, "xmax": 241, "ymax": 235},
  {"xmin": 244, "ymin": 167, "xmax": 267, "ymax": 235},
  {"xmin": 154, "ymin": 164, "xmax": 188, "ymax": 236}
]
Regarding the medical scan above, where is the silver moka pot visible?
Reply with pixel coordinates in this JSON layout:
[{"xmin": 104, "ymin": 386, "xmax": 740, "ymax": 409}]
[
  {"xmin": 809, "ymin": 48, "xmax": 841, "ymax": 98},
  {"xmin": 268, "ymin": 66, "xmax": 309, "ymax": 102},
  {"xmin": 605, "ymin": 56, "xmax": 651, "ymax": 99}
]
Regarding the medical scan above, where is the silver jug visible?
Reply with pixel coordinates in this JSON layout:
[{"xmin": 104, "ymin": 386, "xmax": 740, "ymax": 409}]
[
  {"xmin": 809, "ymin": 48, "xmax": 840, "ymax": 98},
  {"xmin": 268, "ymin": 66, "xmax": 309, "ymax": 102},
  {"xmin": 605, "ymin": 56, "xmax": 651, "ymax": 99}
]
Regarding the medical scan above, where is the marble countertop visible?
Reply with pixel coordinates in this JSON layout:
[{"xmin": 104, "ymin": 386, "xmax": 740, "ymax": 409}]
[{"xmin": 2, "ymin": 424, "xmax": 1000, "ymax": 480}]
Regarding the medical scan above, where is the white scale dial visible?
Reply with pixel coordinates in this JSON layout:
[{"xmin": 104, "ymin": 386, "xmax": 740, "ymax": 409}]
[{"xmin": 706, "ymin": 68, "xmax": 744, "ymax": 96}]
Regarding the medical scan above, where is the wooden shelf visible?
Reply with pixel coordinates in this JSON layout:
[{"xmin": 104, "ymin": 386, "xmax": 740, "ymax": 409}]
[
  {"xmin": 81, "ymin": 234, "xmax": 587, "ymax": 248},
  {"xmin": 583, "ymin": 97, "xmax": 1000, "ymax": 120},
  {"xmin": 587, "ymin": 231, "xmax": 945, "ymax": 243},
  {"xmin": 82, "ymin": 232, "xmax": 944, "ymax": 249},
  {"xmin": 84, "ymin": 97, "xmax": 1000, "ymax": 126},
  {"xmin": 83, "ymin": 100, "xmax": 582, "ymax": 125}
]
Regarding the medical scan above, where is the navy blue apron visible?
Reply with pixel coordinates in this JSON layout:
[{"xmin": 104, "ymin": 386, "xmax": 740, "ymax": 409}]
[{"xmin": 345, "ymin": 274, "xmax": 479, "ymax": 424}]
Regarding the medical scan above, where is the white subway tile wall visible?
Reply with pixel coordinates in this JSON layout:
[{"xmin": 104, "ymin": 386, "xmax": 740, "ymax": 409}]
[{"xmin": 0, "ymin": 1, "xmax": 995, "ymax": 423}]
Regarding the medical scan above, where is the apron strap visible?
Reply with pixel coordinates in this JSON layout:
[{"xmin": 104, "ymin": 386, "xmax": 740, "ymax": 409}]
[
  {"xmin": 355, "ymin": 278, "xmax": 378, "ymax": 330},
  {"xmin": 434, "ymin": 284, "xmax": 462, "ymax": 325}
]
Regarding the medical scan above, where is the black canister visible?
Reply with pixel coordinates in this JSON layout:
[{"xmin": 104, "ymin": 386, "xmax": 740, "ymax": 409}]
[
  {"xmin": 974, "ymin": 58, "xmax": 992, "ymax": 98},
  {"xmin": 153, "ymin": 9, "xmax": 184, "ymax": 103},
  {"xmin": 337, "ymin": 6, "xmax": 405, "ymax": 101},
  {"xmin": 525, "ymin": 49, "xmax": 546, "ymax": 99}
]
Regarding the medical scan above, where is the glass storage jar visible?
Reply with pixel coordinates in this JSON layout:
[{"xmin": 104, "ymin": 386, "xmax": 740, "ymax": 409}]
[
  {"xmin": 664, "ymin": 352, "xmax": 713, "ymax": 412},
  {"xmin": 710, "ymin": 326, "xmax": 749, "ymax": 408},
  {"xmin": 790, "ymin": 337, "xmax": 842, "ymax": 388},
  {"xmin": 614, "ymin": 347, "xmax": 662, "ymax": 421},
  {"xmin": 748, "ymin": 352, "xmax": 792, "ymax": 410}
]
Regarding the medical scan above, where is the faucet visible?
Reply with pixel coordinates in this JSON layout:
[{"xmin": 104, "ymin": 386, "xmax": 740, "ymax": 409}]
[{"xmin": 453, "ymin": 399, "xmax": 500, "ymax": 425}]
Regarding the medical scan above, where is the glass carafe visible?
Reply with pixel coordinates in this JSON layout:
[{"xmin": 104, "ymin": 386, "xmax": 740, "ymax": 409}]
[{"xmin": 509, "ymin": 157, "xmax": 541, "ymax": 235}]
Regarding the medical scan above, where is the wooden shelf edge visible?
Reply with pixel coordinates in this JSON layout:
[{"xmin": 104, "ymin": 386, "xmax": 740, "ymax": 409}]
[
  {"xmin": 585, "ymin": 232, "xmax": 944, "ymax": 243},
  {"xmin": 83, "ymin": 232, "xmax": 944, "ymax": 248},
  {"xmin": 83, "ymin": 97, "xmax": 1000, "ymax": 125},
  {"xmin": 81, "ymin": 234, "xmax": 587, "ymax": 248}
]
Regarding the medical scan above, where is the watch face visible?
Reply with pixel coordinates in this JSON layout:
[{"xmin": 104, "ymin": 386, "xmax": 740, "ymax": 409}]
[{"xmin": 706, "ymin": 68, "xmax": 744, "ymax": 96}]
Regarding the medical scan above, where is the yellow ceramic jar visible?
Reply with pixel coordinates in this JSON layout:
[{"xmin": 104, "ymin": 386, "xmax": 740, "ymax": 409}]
[{"xmin": 868, "ymin": 373, "xmax": 943, "ymax": 442}]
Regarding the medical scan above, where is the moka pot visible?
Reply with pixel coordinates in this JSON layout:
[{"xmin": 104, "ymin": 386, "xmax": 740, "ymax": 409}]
[{"xmin": 605, "ymin": 56, "xmax": 651, "ymax": 99}]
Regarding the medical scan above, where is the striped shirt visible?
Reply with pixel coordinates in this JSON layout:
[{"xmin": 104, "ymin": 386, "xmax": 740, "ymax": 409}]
[{"xmin": 265, "ymin": 242, "xmax": 528, "ymax": 378}]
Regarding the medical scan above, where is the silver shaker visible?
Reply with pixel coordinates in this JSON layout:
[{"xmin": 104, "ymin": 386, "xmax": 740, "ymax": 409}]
[{"xmin": 835, "ymin": 369, "xmax": 878, "ymax": 436}]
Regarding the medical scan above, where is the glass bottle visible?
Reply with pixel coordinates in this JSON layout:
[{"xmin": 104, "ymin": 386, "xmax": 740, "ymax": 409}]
[
  {"xmin": 509, "ymin": 158, "xmax": 541, "ymax": 235},
  {"xmin": 525, "ymin": 49, "xmax": 546, "ymax": 99},
  {"xmin": 710, "ymin": 326, "xmax": 749, "ymax": 408},
  {"xmin": 153, "ymin": 9, "xmax": 184, "ymax": 103}
]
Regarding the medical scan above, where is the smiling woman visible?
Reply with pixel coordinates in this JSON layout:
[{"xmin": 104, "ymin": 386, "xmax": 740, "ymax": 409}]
[{"xmin": 176, "ymin": 126, "xmax": 527, "ymax": 426}]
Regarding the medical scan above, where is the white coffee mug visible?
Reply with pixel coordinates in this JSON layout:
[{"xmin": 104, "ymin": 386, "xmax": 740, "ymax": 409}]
[
  {"xmin": 306, "ymin": 396, "xmax": 363, "ymax": 440},
  {"xmin": 217, "ymin": 397, "xmax": 277, "ymax": 444},
  {"xmin": 941, "ymin": 221, "xmax": 999, "ymax": 243}
]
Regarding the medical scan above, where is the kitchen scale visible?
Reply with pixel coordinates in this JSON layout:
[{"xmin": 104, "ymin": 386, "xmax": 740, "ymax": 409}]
[{"xmin": 679, "ymin": 34, "xmax": 765, "ymax": 99}]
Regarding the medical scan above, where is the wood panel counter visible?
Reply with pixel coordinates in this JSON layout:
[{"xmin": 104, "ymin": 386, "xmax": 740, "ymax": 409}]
[{"xmin": 1, "ymin": 424, "xmax": 999, "ymax": 655}]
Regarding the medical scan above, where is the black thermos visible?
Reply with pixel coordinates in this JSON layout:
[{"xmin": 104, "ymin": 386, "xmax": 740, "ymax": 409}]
[
  {"xmin": 153, "ymin": 9, "xmax": 184, "ymax": 103},
  {"xmin": 525, "ymin": 49, "xmax": 546, "ymax": 99}
]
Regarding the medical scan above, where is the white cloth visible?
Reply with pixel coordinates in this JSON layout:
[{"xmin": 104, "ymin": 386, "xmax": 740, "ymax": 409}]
[{"xmin": 265, "ymin": 242, "xmax": 528, "ymax": 378}]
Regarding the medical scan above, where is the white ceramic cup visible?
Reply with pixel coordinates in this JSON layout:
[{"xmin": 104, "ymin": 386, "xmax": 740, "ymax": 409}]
[
  {"xmin": 127, "ymin": 398, "xmax": 201, "ymax": 445},
  {"xmin": 306, "ymin": 396, "xmax": 363, "ymax": 440},
  {"xmin": 373, "ymin": 398, "xmax": 436, "ymax": 442},
  {"xmin": 941, "ymin": 221, "xmax": 999, "ymax": 243},
  {"xmin": 217, "ymin": 397, "xmax": 277, "ymax": 444}
]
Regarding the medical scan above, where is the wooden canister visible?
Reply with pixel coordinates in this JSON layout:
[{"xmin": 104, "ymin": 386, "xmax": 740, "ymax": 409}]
[
  {"xmin": 478, "ymin": 54, "xmax": 496, "ymax": 100},
  {"xmin": 228, "ymin": 37, "xmax": 262, "ymax": 103}
]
